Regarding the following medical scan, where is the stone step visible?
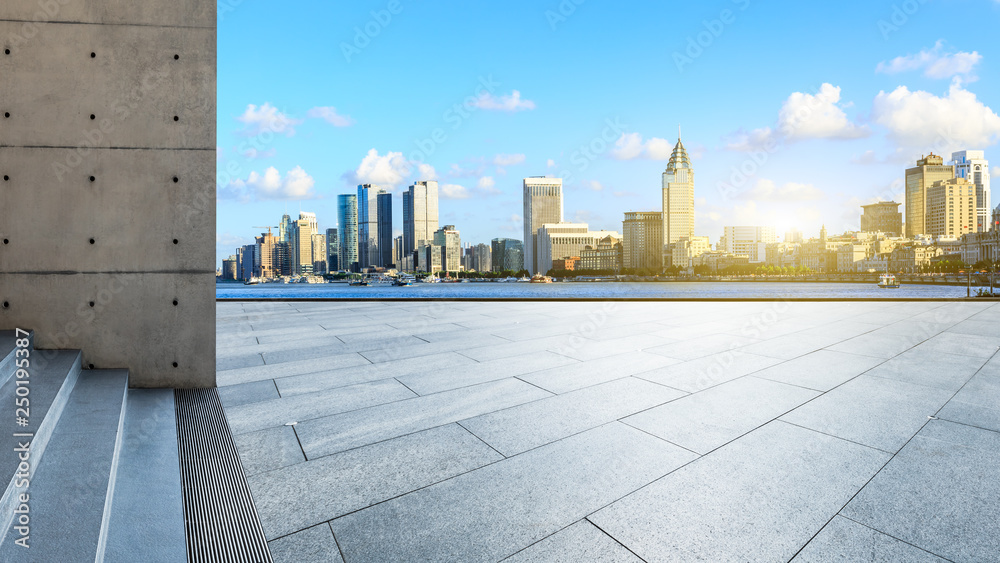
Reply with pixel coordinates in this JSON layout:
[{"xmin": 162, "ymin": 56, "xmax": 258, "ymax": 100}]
[
  {"xmin": 0, "ymin": 369, "xmax": 128, "ymax": 562},
  {"xmin": 0, "ymin": 349, "xmax": 83, "ymax": 539},
  {"xmin": 100, "ymin": 389, "xmax": 187, "ymax": 563}
]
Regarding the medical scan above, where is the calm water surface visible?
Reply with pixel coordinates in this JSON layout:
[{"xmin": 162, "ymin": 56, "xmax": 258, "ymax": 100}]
[{"xmin": 217, "ymin": 281, "xmax": 975, "ymax": 299}]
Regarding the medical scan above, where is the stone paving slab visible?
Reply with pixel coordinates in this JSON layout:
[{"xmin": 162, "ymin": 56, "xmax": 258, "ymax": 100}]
[
  {"xmin": 268, "ymin": 524, "xmax": 344, "ymax": 563},
  {"xmin": 752, "ymin": 349, "xmax": 884, "ymax": 391},
  {"xmin": 233, "ymin": 424, "xmax": 305, "ymax": 476},
  {"xmin": 502, "ymin": 520, "xmax": 643, "ymax": 563},
  {"xmin": 330, "ymin": 422, "xmax": 696, "ymax": 563},
  {"xmin": 399, "ymin": 350, "xmax": 579, "ymax": 396},
  {"xmin": 274, "ymin": 351, "xmax": 479, "ymax": 396},
  {"xmin": 518, "ymin": 351, "xmax": 680, "ymax": 394},
  {"xmin": 295, "ymin": 378, "xmax": 552, "ymax": 458},
  {"xmin": 633, "ymin": 351, "xmax": 783, "ymax": 392},
  {"xmin": 461, "ymin": 377, "xmax": 686, "ymax": 456},
  {"xmin": 226, "ymin": 378, "xmax": 416, "ymax": 435},
  {"xmin": 791, "ymin": 516, "xmax": 947, "ymax": 562},
  {"xmin": 781, "ymin": 375, "xmax": 952, "ymax": 453},
  {"xmin": 624, "ymin": 376, "xmax": 819, "ymax": 454},
  {"xmin": 217, "ymin": 351, "xmax": 372, "ymax": 386},
  {"xmin": 842, "ymin": 420, "xmax": 1000, "ymax": 562},
  {"xmin": 217, "ymin": 379, "xmax": 279, "ymax": 407},
  {"xmin": 590, "ymin": 421, "xmax": 890, "ymax": 563},
  {"xmin": 864, "ymin": 349, "xmax": 987, "ymax": 392},
  {"xmin": 250, "ymin": 424, "xmax": 502, "ymax": 540},
  {"xmin": 643, "ymin": 333, "xmax": 762, "ymax": 361}
]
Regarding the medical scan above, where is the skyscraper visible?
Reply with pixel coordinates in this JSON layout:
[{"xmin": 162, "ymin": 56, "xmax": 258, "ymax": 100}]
[
  {"xmin": 311, "ymin": 232, "xmax": 327, "ymax": 274},
  {"xmin": 279, "ymin": 213, "xmax": 292, "ymax": 243},
  {"xmin": 522, "ymin": 177, "xmax": 564, "ymax": 274},
  {"xmin": 326, "ymin": 228, "xmax": 339, "ymax": 272},
  {"xmin": 662, "ymin": 132, "xmax": 695, "ymax": 260},
  {"xmin": 292, "ymin": 214, "xmax": 315, "ymax": 275},
  {"xmin": 623, "ymin": 211, "xmax": 663, "ymax": 272},
  {"xmin": 357, "ymin": 184, "xmax": 385, "ymax": 268},
  {"xmin": 491, "ymin": 238, "xmax": 524, "ymax": 272},
  {"xmin": 337, "ymin": 194, "xmax": 359, "ymax": 272},
  {"xmin": 378, "ymin": 191, "xmax": 393, "ymax": 267},
  {"xmin": 905, "ymin": 154, "xmax": 954, "ymax": 237},
  {"xmin": 952, "ymin": 150, "xmax": 991, "ymax": 232},
  {"xmin": 860, "ymin": 201, "xmax": 903, "ymax": 235},
  {"xmin": 433, "ymin": 225, "xmax": 462, "ymax": 273},
  {"xmin": 403, "ymin": 180, "xmax": 439, "ymax": 265}
]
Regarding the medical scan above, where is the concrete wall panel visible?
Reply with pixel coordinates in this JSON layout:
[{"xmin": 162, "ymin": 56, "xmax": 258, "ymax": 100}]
[
  {"xmin": 0, "ymin": 147, "xmax": 214, "ymax": 271},
  {"xmin": 0, "ymin": 273, "xmax": 215, "ymax": 388},
  {"xmin": 0, "ymin": 22, "xmax": 214, "ymax": 148},
  {"xmin": 0, "ymin": 3, "xmax": 216, "ymax": 388},
  {"xmin": 0, "ymin": 1, "xmax": 214, "ymax": 29}
]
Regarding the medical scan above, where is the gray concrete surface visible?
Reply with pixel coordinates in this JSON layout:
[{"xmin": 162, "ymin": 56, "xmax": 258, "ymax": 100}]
[
  {"xmin": 0, "ymin": 3, "xmax": 216, "ymax": 388},
  {"xmin": 217, "ymin": 300, "xmax": 1000, "ymax": 562}
]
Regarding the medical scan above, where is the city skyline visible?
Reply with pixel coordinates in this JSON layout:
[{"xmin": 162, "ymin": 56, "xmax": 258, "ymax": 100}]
[{"xmin": 216, "ymin": 1, "xmax": 1000, "ymax": 266}]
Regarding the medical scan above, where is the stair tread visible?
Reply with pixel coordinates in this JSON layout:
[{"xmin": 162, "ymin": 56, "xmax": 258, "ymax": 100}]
[
  {"xmin": 0, "ymin": 370, "xmax": 127, "ymax": 562},
  {"xmin": 0, "ymin": 350, "xmax": 81, "ymax": 484},
  {"xmin": 103, "ymin": 389, "xmax": 186, "ymax": 563}
]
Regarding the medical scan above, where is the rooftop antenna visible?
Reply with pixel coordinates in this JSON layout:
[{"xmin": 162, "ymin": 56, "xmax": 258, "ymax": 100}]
[{"xmin": 678, "ymin": 124, "xmax": 681, "ymax": 142}]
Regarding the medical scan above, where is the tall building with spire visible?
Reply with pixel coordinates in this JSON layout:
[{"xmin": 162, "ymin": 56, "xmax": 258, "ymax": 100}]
[{"xmin": 662, "ymin": 129, "xmax": 695, "ymax": 264}]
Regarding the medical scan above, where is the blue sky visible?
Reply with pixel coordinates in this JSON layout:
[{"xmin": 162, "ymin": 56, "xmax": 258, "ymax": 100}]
[{"xmin": 216, "ymin": 0, "xmax": 1000, "ymax": 266}]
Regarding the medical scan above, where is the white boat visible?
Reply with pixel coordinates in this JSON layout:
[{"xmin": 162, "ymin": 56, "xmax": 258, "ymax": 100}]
[
  {"xmin": 878, "ymin": 273, "xmax": 900, "ymax": 288},
  {"xmin": 516, "ymin": 276, "xmax": 531, "ymax": 283},
  {"xmin": 419, "ymin": 276, "xmax": 441, "ymax": 284}
]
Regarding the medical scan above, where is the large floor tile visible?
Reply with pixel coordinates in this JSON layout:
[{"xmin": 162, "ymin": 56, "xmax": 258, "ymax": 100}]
[
  {"xmin": 295, "ymin": 378, "xmax": 552, "ymax": 458},
  {"xmin": 461, "ymin": 377, "xmax": 685, "ymax": 456},
  {"xmin": 503, "ymin": 520, "xmax": 644, "ymax": 563},
  {"xmin": 624, "ymin": 376, "xmax": 818, "ymax": 454},
  {"xmin": 843, "ymin": 420, "xmax": 1000, "ymax": 562},
  {"xmin": 633, "ymin": 351, "xmax": 782, "ymax": 393},
  {"xmin": 781, "ymin": 375, "xmax": 952, "ymax": 453},
  {"xmin": 590, "ymin": 421, "xmax": 890, "ymax": 563},
  {"xmin": 250, "ymin": 424, "xmax": 501, "ymax": 540},
  {"xmin": 792, "ymin": 516, "xmax": 947, "ymax": 562},
  {"xmin": 753, "ymin": 349, "xmax": 884, "ymax": 391},
  {"xmin": 330, "ymin": 423, "xmax": 696, "ymax": 563}
]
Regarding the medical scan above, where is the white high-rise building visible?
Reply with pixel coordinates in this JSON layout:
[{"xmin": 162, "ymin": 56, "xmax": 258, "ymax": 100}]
[
  {"xmin": 523, "ymin": 177, "xmax": 564, "ymax": 274},
  {"xmin": 951, "ymin": 151, "xmax": 991, "ymax": 232},
  {"xmin": 403, "ymin": 181, "xmax": 440, "ymax": 264},
  {"xmin": 721, "ymin": 226, "xmax": 777, "ymax": 263},
  {"xmin": 662, "ymin": 132, "xmax": 695, "ymax": 263}
]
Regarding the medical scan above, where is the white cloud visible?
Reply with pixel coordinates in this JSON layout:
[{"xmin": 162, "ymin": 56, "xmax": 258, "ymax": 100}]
[
  {"xmin": 478, "ymin": 176, "xmax": 501, "ymax": 195},
  {"xmin": 724, "ymin": 84, "xmax": 868, "ymax": 151},
  {"xmin": 737, "ymin": 179, "xmax": 825, "ymax": 202},
  {"xmin": 418, "ymin": 163, "xmax": 438, "ymax": 181},
  {"xmin": 222, "ymin": 166, "xmax": 317, "ymax": 202},
  {"xmin": 348, "ymin": 149, "xmax": 412, "ymax": 189},
  {"xmin": 610, "ymin": 133, "xmax": 673, "ymax": 160},
  {"xmin": 777, "ymin": 84, "xmax": 869, "ymax": 140},
  {"xmin": 876, "ymin": 41, "xmax": 981, "ymax": 81},
  {"xmin": 236, "ymin": 103, "xmax": 302, "ymax": 137},
  {"xmin": 871, "ymin": 82, "xmax": 1000, "ymax": 152},
  {"xmin": 586, "ymin": 180, "xmax": 604, "ymax": 192},
  {"xmin": 493, "ymin": 153, "xmax": 526, "ymax": 166},
  {"xmin": 306, "ymin": 106, "xmax": 355, "ymax": 127},
  {"xmin": 472, "ymin": 90, "xmax": 536, "ymax": 112},
  {"xmin": 440, "ymin": 183, "xmax": 471, "ymax": 199},
  {"xmin": 547, "ymin": 159, "xmax": 557, "ymax": 168}
]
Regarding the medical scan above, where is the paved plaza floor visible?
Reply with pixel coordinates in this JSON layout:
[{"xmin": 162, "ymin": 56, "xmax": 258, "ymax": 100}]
[{"xmin": 216, "ymin": 300, "xmax": 1000, "ymax": 562}]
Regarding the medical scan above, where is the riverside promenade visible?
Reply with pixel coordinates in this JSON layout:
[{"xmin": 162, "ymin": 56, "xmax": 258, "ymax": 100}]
[{"xmin": 217, "ymin": 300, "xmax": 1000, "ymax": 562}]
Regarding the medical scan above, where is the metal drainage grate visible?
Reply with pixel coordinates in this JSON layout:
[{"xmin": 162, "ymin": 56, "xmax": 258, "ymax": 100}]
[{"xmin": 175, "ymin": 389, "xmax": 273, "ymax": 563}]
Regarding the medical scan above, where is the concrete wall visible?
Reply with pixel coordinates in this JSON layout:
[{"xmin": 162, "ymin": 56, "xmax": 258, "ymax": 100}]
[{"xmin": 0, "ymin": 2, "xmax": 216, "ymax": 388}]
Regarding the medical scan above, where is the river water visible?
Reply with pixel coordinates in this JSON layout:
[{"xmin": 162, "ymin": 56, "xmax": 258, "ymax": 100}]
[{"xmin": 216, "ymin": 281, "xmax": 978, "ymax": 299}]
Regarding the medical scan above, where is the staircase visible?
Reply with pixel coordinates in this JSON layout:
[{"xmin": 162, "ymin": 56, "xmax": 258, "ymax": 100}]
[{"xmin": 0, "ymin": 330, "xmax": 187, "ymax": 562}]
